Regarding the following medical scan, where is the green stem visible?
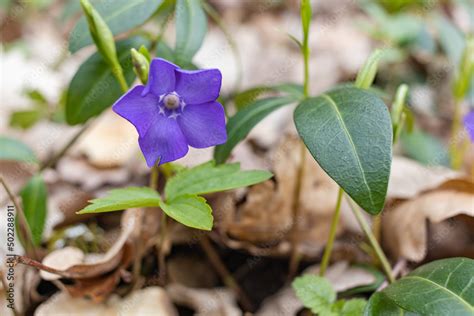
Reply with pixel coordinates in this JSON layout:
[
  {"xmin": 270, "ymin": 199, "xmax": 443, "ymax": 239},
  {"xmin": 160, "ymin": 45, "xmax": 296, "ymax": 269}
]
[
  {"xmin": 450, "ymin": 99, "xmax": 463, "ymax": 169},
  {"xmin": 287, "ymin": 0, "xmax": 311, "ymax": 278},
  {"xmin": 347, "ymin": 198, "xmax": 394, "ymax": 283},
  {"xmin": 303, "ymin": 47, "xmax": 309, "ymax": 98},
  {"xmin": 40, "ymin": 121, "xmax": 92, "ymax": 171},
  {"xmin": 112, "ymin": 66, "xmax": 129, "ymax": 93},
  {"xmin": 319, "ymin": 187, "xmax": 343, "ymax": 276}
]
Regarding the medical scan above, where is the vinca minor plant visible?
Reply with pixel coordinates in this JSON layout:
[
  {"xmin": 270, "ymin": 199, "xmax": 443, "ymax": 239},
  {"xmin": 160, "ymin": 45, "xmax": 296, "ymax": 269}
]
[{"xmin": 1, "ymin": 0, "xmax": 472, "ymax": 315}]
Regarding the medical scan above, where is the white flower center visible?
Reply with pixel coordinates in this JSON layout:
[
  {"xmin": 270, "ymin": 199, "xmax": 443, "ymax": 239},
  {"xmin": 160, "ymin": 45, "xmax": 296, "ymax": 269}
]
[{"xmin": 163, "ymin": 93, "xmax": 180, "ymax": 110}]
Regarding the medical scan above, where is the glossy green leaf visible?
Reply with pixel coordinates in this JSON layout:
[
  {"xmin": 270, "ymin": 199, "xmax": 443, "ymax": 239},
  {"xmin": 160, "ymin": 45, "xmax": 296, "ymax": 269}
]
[
  {"xmin": 77, "ymin": 187, "xmax": 161, "ymax": 214},
  {"xmin": 175, "ymin": 0, "xmax": 207, "ymax": 64},
  {"xmin": 364, "ymin": 292, "xmax": 417, "ymax": 316},
  {"xmin": 294, "ymin": 87, "xmax": 392, "ymax": 215},
  {"xmin": 233, "ymin": 83, "xmax": 303, "ymax": 110},
  {"xmin": 214, "ymin": 96, "xmax": 295, "ymax": 164},
  {"xmin": 337, "ymin": 299, "xmax": 367, "ymax": 315},
  {"xmin": 69, "ymin": 0, "xmax": 162, "ymax": 53},
  {"xmin": 20, "ymin": 175, "xmax": 47, "ymax": 246},
  {"xmin": 66, "ymin": 37, "xmax": 146, "ymax": 125},
  {"xmin": 159, "ymin": 195, "xmax": 212, "ymax": 230},
  {"xmin": 165, "ymin": 161, "xmax": 273, "ymax": 201},
  {"xmin": 292, "ymin": 275, "xmax": 335, "ymax": 315},
  {"xmin": 375, "ymin": 258, "xmax": 474, "ymax": 315},
  {"xmin": 0, "ymin": 137, "xmax": 37, "ymax": 163}
]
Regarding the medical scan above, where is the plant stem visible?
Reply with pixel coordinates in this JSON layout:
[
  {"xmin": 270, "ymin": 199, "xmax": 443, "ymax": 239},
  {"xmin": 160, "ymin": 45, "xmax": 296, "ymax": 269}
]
[
  {"xmin": 287, "ymin": 0, "xmax": 311, "ymax": 279},
  {"xmin": 0, "ymin": 177, "xmax": 38, "ymax": 260},
  {"xmin": 288, "ymin": 142, "xmax": 307, "ymax": 279},
  {"xmin": 199, "ymin": 235, "xmax": 253, "ymax": 311},
  {"xmin": 149, "ymin": 162, "xmax": 168, "ymax": 285},
  {"xmin": 112, "ymin": 66, "xmax": 129, "ymax": 93},
  {"xmin": 450, "ymin": 99, "xmax": 463, "ymax": 169},
  {"xmin": 157, "ymin": 210, "xmax": 167, "ymax": 285},
  {"xmin": 39, "ymin": 121, "xmax": 92, "ymax": 171},
  {"xmin": 202, "ymin": 1, "xmax": 243, "ymax": 92},
  {"xmin": 347, "ymin": 198, "xmax": 394, "ymax": 283},
  {"xmin": 319, "ymin": 187, "xmax": 343, "ymax": 276}
]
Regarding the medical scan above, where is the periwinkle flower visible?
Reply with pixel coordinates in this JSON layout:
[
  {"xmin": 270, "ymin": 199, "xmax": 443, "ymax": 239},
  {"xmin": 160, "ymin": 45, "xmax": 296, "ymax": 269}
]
[
  {"xmin": 464, "ymin": 110, "xmax": 474, "ymax": 142},
  {"xmin": 113, "ymin": 58, "xmax": 227, "ymax": 166}
]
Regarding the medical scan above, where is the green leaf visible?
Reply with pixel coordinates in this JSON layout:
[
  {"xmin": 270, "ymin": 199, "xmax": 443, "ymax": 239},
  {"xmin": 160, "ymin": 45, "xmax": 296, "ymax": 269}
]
[
  {"xmin": 0, "ymin": 137, "xmax": 37, "ymax": 163},
  {"xmin": 294, "ymin": 87, "xmax": 392, "ymax": 215},
  {"xmin": 436, "ymin": 14, "xmax": 465, "ymax": 66},
  {"xmin": 292, "ymin": 275, "xmax": 336, "ymax": 315},
  {"xmin": 159, "ymin": 195, "xmax": 212, "ymax": 230},
  {"xmin": 380, "ymin": 257, "xmax": 474, "ymax": 316},
  {"xmin": 338, "ymin": 298, "xmax": 367, "ymax": 315},
  {"xmin": 69, "ymin": 0, "xmax": 163, "ymax": 53},
  {"xmin": 233, "ymin": 83, "xmax": 303, "ymax": 110},
  {"xmin": 340, "ymin": 265, "xmax": 385, "ymax": 296},
  {"xmin": 364, "ymin": 292, "xmax": 417, "ymax": 316},
  {"xmin": 214, "ymin": 96, "xmax": 295, "ymax": 164},
  {"xmin": 400, "ymin": 128, "xmax": 449, "ymax": 166},
  {"xmin": 10, "ymin": 110, "xmax": 43, "ymax": 129},
  {"xmin": 20, "ymin": 175, "xmax": 47, "ymax": 246},
  {"xmin": 65, "ymin": 37, "xmax": 146, "ymax": 125},
  {"xmin": 164, "ymin": 161, "xmax": 273, "ymax": 201},
  {"xmin": 355, "ymin": 49, "xmax": 384, "ymax": 90},
  {"xmin": 77, "ymin": 187, "xmax": 161, "ymax": 214},
  {"xmin": 175, "ymin": 0, "xmax": 207, "ymax": 64}
]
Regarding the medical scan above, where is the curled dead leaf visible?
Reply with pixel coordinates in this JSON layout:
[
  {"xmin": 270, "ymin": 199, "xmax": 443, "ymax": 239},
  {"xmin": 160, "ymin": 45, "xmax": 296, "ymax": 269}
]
[{"xmin": 383, "ymin": 179, "xmax": 474, "ymax": 262}]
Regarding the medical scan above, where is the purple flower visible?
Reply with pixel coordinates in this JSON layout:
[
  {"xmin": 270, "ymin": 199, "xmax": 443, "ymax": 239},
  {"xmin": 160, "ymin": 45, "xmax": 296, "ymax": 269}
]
[
  {"xmin": 464, "ymin": 110, "xmax": 474, "ymax": 143},
  {"xmin": 113, "ymin": 58, "xmax": 227, "ymax": 166}
]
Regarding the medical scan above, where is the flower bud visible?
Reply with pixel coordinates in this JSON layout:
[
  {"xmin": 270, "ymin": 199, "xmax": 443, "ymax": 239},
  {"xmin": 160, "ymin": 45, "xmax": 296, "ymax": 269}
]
[
  {"xmin": 453, "ymin": 35, "xmax": 474, "ymax": 101},
  {"xmin": 355, "ymin": 49, "xmax": 384, "ymax": 89},
  {"xmin": 80, "ymin": 0, "xmax": 119, "ymax": 69},
  {"xmin": 391, "ymin": 84, "xmax": 409, "ymax": 144},
  {"xmin": 131, "ymin": 48, "xmax": 149, "ymax": 84}
]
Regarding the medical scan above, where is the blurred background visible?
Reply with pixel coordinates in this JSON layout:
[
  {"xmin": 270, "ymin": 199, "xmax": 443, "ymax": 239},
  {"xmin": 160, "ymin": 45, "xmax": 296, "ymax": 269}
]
[{"xmin": 0, "ymin": 0, "xmax": 473, "ymax": 315}]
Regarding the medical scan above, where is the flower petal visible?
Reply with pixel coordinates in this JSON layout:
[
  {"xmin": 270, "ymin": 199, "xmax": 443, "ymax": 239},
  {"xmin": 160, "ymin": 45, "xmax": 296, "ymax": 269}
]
[
  {"xmin": 464, "ymin": 111, "xmax": 474, "ymax": 142},
  {"xmin": 138, "ymin": 115, "xmax": 189, "ymax": 167},
  {"xmin": 175, "ymin": 68, "xmax": 222, "ymax": 104},
  {"xmin": 177, "ymin": 101, "xmax": 227, "ymax": 148},
  {"xmin": 143, "ymin": 58, "xmax": 179, "ymax": 97},
  {"xmin": 112, "ymin": 85, "xmax": 159, "ymax": 137}
]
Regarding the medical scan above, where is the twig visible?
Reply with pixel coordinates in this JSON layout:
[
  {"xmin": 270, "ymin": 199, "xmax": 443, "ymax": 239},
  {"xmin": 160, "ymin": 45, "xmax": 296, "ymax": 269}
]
[
  {"xmin": 199, "ymin": 235, "xmax": 253, "ymax": 312},
  {"xmin": 0, "ymin": 177, "xmax": 38, "ymax": 260}
]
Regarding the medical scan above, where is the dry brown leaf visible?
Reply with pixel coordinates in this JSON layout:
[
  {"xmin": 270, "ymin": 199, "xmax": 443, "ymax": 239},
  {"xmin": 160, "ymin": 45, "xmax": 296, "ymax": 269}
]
[
  {"xmin": 383, "ymin": 179, "xmax": 474, "ymax": 262},
  {"xmin": 388, "ymin": 156, "xmax": 460, "ymax": 199},
  {"xmin": 256, "ymin": 261, "xmax": 376, "ymax": 316},
  {"xmin": 56, "ymin": 157, "xmax": 130, "ymax": 191},
  {"xmin": 40, "ymin": 247, "xmax": 84, "ymax": 281},
  {"xmin": 75, "ymin": 110, "xmax": 139, "ymax": 168},
  {"xmin": 33, "ymin": 209, "xmax": 138, "ymax": 280},
  {"xmin": 35, "ymin": 287, "xmax": 177, "ymax": 316},
  {"xmin": 214, "ymin": 134, "xmax": 343, "ymax": 258},
  {"xmin": 166, "ymin": 283, "xmax": 240, "ymax": 316}
]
